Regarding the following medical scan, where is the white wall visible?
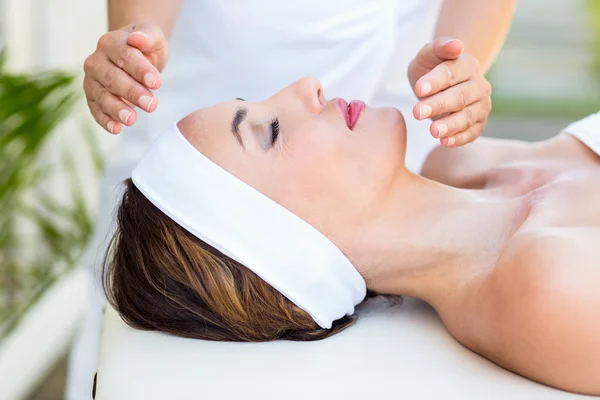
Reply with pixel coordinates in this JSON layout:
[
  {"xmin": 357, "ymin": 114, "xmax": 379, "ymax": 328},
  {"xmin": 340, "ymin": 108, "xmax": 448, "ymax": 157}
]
[
  {"xmin": 4, "ymin": 0, "xmax": 107, "ymax": 70},
  {"xmin": 2, "ymin": 0, "xmax": 119, "ymax": 211},
  {"xmin": 1, "ymin": 2, "xmax": 118, "ymax": 398}
]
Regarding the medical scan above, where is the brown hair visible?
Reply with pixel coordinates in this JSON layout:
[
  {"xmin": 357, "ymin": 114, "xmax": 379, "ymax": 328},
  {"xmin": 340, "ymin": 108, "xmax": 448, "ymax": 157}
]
[{"xmin": 103, "ymin": 178, "xmax": 360, "ymax": 341}]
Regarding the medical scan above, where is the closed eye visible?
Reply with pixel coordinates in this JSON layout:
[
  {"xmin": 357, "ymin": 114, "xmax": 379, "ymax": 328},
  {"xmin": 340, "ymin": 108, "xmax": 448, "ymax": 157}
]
[{"xmin": 270, "ymin": 118, "xmax": 280, "ymax": 146}]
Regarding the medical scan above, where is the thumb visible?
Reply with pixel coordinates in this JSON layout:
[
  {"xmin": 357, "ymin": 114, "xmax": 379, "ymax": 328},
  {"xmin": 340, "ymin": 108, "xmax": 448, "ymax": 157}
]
[
  {"xmin": 124, "ymin": 23, "xmax": 168, "ymax": 71},
  {"xmin": 412, "ymin": 38, "xmax": 463, "ymax": 72},
  {"xmin": 125, "ymin": 23, "xmax": 167, "ymax": 54},
  {"xmin": 433, "ymin": 37, "xmax": 464, "ymax": 61}
]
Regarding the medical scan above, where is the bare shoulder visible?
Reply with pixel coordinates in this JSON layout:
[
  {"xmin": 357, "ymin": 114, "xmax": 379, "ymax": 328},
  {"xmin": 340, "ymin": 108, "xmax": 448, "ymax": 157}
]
[
  {"xmin": 475, "ymin": 229, "xmax": 600, "ymax": 395},
  {"xmin": 421, "ymin": 132, "xmax": 600, "ymax": 187},
  {"xmin": 420, "ymin": 138, "xmax": 534, "ymax": 187},
  {"xmin": 532, "ymin": 134, "xmax": 600, "ymax": 167}
]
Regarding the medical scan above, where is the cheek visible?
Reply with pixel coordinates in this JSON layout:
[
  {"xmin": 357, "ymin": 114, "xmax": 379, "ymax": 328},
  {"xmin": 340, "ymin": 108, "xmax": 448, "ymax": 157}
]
[
  {"xmin": 272, "ymin": 140, "xmax": 379, "ymax": 233},
  {"xmin": 270, "ymin": 115, "xmax": 403, "ymax": 232}
]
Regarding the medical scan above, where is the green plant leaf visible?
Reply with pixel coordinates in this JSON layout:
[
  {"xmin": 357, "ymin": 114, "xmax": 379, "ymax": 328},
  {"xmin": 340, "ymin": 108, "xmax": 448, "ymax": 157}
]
[{"xmin": 1, "ymin": 58, "xmax": 103, "ymax": 339}]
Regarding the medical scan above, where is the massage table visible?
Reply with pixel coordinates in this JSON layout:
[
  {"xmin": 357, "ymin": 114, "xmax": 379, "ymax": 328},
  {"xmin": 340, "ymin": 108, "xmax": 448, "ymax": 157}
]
[{"xmin": 94, "ymin": 296, "xmax": 596, "ymax": 399}]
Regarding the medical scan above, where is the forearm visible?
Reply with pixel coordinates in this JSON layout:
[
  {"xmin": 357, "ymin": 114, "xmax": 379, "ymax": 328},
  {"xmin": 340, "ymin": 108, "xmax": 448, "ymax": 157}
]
[
  {"xmin": 108, "ymin": 0, "xmax": 182, "ymax": 38},
  {"xmin": 435, "ymin": 0, "xmax": 516, "ymax": 73}
]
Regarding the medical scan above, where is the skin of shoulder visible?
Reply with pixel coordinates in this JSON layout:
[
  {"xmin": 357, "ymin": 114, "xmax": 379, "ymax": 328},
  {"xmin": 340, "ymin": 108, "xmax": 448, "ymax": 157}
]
[
  {"xmin": 420, "ymin": 137, "xmax": 534, "ymax": 187},
  {"xmin": 466, "ymin": 230, "xmax": 600, "ymax": 395},
  {"xmin": 421, "ymin": 133, "xmax": 599, "ymax": 187}
]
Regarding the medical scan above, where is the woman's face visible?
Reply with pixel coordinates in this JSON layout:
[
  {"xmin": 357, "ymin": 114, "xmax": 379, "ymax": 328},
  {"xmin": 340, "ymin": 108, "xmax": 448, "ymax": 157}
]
[{"xmin": 179, "ymin": 77, "xmax": 406, "ymax": 240}]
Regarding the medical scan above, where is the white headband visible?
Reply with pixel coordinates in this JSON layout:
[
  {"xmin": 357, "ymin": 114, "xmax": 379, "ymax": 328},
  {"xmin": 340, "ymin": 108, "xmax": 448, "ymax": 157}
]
[{"xmin": 132, "ymin": 123, "xmax": 366, "ymax": 329}]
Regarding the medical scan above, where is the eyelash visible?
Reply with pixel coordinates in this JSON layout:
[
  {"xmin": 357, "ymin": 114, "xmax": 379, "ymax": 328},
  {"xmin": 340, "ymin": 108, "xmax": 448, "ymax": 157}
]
[{"xmin": 270, "ymin": 118, "xmax": 280, "ymax": 145}]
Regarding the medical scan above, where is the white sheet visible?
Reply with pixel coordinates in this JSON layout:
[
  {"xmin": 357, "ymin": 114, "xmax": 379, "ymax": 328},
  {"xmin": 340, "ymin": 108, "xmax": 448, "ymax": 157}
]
[
  {"xmin": 95, "ymin": 297, "xmax": 596, "ymax": 400},
  {"xmin": 561, "ymin": 111, "xmax": 600, "ymax": 157}
]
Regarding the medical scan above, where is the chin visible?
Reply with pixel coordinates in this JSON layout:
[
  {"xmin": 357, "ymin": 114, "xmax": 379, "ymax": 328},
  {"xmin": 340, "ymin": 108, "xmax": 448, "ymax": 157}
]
[
  {"xmin": 382, "ymin": 106, "xmax": 406, "ymax": 132},
  {"xmin": 376, "ymin": 106, "xmax": 407, "ymax": 153},
  {"xmin": 358, "ymin": 106, "xmax": 407, "ymax": 169}
]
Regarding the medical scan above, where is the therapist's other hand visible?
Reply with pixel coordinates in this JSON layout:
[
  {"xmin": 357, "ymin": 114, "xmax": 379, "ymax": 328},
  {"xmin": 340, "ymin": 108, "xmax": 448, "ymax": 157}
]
[
  {"xmin": 83, "ymin": 23, "xmax": 168, "ymax": 134},
  {"xmin": 408, "ymin": 37, "xmax": 492, "ymax": 147}
]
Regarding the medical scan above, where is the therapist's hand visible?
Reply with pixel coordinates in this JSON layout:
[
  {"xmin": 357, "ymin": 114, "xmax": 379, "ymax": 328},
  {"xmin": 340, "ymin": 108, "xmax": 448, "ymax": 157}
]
[
  {"xmin": 408, "ymin": 37, "xmax": 492, "ymax": 147},
  {"xmin": 83, "ymin": 23, "xmax": 168, "ymax": 134}
]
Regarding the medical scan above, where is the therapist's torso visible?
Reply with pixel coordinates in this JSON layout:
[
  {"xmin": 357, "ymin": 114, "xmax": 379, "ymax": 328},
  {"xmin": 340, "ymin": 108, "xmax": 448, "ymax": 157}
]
[{"xmin": 112, "ymin": 0, "xmax": 441, "ymax": 173}]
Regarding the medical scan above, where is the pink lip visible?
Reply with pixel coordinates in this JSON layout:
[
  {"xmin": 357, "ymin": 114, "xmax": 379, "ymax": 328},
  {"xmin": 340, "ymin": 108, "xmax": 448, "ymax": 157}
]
[
  {"xmin": 348, "ymin": 100, "xmax": 365, "ymax": 129},
  {"xmin": 334, "ymin": 98, "xmax": 365, "ymax": 130}
]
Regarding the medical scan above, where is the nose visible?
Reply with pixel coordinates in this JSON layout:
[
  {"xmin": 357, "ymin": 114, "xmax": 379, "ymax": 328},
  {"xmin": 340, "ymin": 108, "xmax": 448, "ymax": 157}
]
[{"xmin": 292, "ymin": 76, "xmax": 325, "ymax": 113}]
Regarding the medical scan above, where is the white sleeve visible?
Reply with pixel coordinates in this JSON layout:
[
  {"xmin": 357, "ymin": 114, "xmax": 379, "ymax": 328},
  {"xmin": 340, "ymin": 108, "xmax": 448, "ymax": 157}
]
[{"xmin": 560, "ymin": 111, "xmax": 600, "ymax": 157}]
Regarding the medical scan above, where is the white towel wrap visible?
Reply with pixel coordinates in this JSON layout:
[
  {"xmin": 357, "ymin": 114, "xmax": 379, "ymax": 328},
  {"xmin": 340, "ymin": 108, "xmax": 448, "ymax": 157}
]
[
  {"xmin": 561, "ymin": 111, "xmax": 600, "ymax": 157},
  {"xmin": 131, "ymin": 123, "xmax": 367, "ymax": 329}
]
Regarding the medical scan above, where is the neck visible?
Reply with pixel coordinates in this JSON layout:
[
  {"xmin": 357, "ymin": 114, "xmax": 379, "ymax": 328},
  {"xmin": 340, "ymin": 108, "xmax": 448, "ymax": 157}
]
[{"xmin": 342, "ymin": 169, "xmax": 529, "ymax": 312}]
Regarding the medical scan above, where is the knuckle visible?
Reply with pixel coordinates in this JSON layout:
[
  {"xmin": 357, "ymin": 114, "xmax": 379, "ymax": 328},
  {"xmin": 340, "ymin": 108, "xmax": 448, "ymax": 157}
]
[
  {"xmin": 103, "ymin": 68, "xmax": 118, "ymax": 90},
  {"xmin": 458, "ymin": 88, "xmax": 469, "ymax": 108},
  {"xmin": 483, "ymin": 81, "xmax": 492, "ymax": 96},
  {"xmin": 126, "ymin": 84, "xmax": 139, "ymax": 102},
  {"xmin": 83, "ymin": 56, "xmax": 94, "ymax": 73},
  {"xmin": 464, "ymin": 107, "xmax": 475, "ymax": 127},
  {"xmin": 443, "ymin": 63, "xmax": 454, "ymax": 82},
  {"xmin": 95, "ymin": 87, "xmax": 108, "ymax": 104},
  {"xmin": 97, "ymin": 34, "xmax": 111, "ymax": 50},
  {"xmin": 470, "ymin": 125, "xmax": 482, "ymax": 139},
  {"xmin": 435, "ymin": 98, "xmax": 445, "ymax": 113},
  {"xmin": 117, "ymin": 46, "xmax": 134, "ymax": 68}
]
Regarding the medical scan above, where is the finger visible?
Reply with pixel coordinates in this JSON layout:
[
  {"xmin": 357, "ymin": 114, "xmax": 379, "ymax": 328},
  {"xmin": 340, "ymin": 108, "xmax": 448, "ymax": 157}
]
[
  {"xmin": 96, "ymin": 30, "xmax": 162, "ymax": 90},
  {"xmin": 413, "ymin": 38, "xmax": 464, "ymax": 73},
  {"xmin": 88, "ymin": 102, "xmax": 123, "ymax": 135},
  {"xmin": 440, "ymin": 122, "xmax": 485, "ymax": 147},
  {"xmin": 433, "ymin": 37, "xmax": 464, "ymax": 61},
  {"xmin": 413, "ymin": 80, "xmax": 481, "ymax": 121},
  {"xmin": 85, "ymin": 78, "xmax": 138, "ymax": 127},
  {"xmin": 89, "ymin": 59, "xmax": 157, "ymax": 112},
  {"xmin": 416, "ymin": 58, "xmax": 479, "ymax": 98},
  {"xmin": 105, "ymin": 41, "xmax": 161, "ymax": 90},
  {"xmin": 430, "ymin": 101, "xmax": 490, "ymax": 139},
  {"xmin": 125, "ymin": 23, "xmax": 169, "ymax": 73},
  {"xmin": 125, "ymin": 23, "xmax": 167, "ymax": 54}
]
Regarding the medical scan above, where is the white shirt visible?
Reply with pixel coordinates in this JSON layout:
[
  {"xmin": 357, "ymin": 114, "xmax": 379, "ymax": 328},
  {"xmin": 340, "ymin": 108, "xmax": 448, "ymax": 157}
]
[{"xmin": 113, "ymin": 0, "xmax": 441, "ymax": 174}]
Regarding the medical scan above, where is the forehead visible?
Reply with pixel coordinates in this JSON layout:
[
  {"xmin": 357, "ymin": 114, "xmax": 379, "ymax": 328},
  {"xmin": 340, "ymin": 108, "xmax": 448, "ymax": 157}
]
[{"xmin": 179, "ymin": 102, "xmax": 242, "ymax": 155}]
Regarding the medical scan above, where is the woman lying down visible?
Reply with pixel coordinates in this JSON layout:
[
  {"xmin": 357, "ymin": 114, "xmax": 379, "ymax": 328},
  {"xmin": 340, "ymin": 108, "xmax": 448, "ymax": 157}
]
[{"xmin": 103, "ymin": 77, "xmax": 600, "ymax": 395}]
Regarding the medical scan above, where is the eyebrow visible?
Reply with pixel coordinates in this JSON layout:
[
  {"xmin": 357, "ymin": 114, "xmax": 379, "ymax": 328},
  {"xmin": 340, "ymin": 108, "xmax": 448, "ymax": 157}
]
[{"xmin": 231, "ymin": 108, "xmax": 247, "ymax": 148}]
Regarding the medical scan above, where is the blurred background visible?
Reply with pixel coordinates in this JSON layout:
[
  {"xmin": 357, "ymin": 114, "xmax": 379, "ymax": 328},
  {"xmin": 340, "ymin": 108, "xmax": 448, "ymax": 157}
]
[{"xmin": 0, "ymin": 0, "xmax": 599, "ymax": 399}]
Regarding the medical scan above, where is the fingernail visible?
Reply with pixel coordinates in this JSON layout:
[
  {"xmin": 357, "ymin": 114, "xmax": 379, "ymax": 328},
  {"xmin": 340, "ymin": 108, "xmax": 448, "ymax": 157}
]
[
  {"xmin": 420, "ymin": 105, "xmax": 432, "ymax": 120},
  {"xmin": 107, "ymin": 121, "xmax": 115, "ymax": 134},
  {"xmin": 437, "ymin": 124, "xmax": 448, "ymax": 138},
  {"xmin": 139, "ymin": 95, "xmax": 154, "ymax": 112},
  {"xmin": 129, "ymin": 31, "xmax": 148, "ymax": 39},
  {"xmin": 442, "ymin": 38, "xmax": 456, "ymax": 46},
  {"xmin": 119, "ymin": 110, "xmax": 132, "ymax": 125},
  {"xmin": 421, "ymin": 82, "xmax": 432, "ymax": 96},
  {"xmin": 447, "ymin": 137, "xmax": 456, "ymax": 146},
  {"xmin": 144, "ymin": 73, "xmax": 156, "ymax": 88}
]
